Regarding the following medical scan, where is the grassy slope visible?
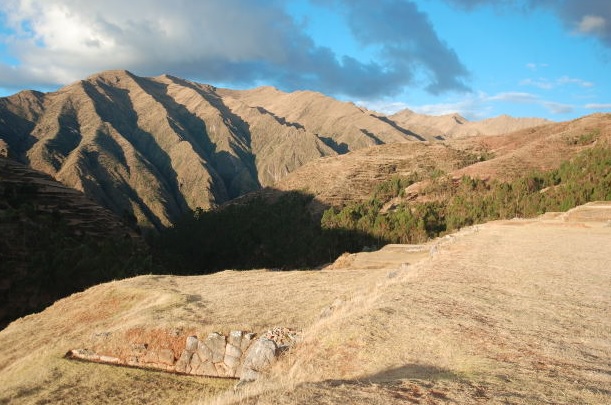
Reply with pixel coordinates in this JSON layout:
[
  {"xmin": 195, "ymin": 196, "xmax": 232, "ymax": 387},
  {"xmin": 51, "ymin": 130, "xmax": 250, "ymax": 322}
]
[{"xmin": 1, "ymin": 203, "xmax": 610, "ymax": 404}]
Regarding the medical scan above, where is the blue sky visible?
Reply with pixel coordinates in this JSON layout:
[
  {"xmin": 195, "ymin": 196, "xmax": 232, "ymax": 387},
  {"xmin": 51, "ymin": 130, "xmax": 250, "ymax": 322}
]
[{"xmin": 0, "ymin": 0, "xmax": 609, "ymax": 121}]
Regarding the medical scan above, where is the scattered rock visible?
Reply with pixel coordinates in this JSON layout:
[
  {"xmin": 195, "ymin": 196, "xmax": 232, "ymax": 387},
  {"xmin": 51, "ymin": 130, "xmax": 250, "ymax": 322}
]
[
  {"xmin": 185, "ymin": 335, "xmax": 198, "ymax": 352},
  {"xmin": 197, "ymin": 340, "xmax": 213, "ymax": 362},
  {"xmin": 241, "ymin": 333, "xmax": 257, "ymax": 352},
  {"xmin": 225, "ymin": 343, "xmax": 242, "ymax": 359},
  {"xmin": 175, "ymin": 349, "xmax": 193, "ymax": 373},
  {"xmin": 228, "ymin": 330, "xmax": 243, "ymax": 347},
  {"xmin": 158, "ymin": 349, "xmax": 175, "ymax": 366}
]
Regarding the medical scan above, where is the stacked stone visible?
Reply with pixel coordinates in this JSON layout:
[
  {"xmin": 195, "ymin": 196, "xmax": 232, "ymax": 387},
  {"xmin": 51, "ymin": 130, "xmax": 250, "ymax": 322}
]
[
  {"xmin": 66, "ymin": 327, "xmax": 300, "ymax": 381},
  {"xmin": 173, "ymin": 331, "xmax": 258, "ymax": 377}
]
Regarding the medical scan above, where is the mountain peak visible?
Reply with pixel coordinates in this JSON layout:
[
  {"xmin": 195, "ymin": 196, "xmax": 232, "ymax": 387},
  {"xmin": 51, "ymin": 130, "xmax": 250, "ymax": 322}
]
[
  {"xmin": 449, "ymin": 113, "xmax": 468, "ymax": 124},
  {"xmin": 84, "ymin": 69, "xmax": 136, "ymax": 84}
]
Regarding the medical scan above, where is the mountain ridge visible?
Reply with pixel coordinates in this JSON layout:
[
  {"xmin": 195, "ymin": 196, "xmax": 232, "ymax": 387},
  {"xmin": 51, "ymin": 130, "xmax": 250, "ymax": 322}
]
[
  {"xmin": 390, "ymin": 108, "xmax": 550, "ymax": 139},
  {"xmin": 0, "ymin": 70, "xmax": 550, "ymax": 228}
]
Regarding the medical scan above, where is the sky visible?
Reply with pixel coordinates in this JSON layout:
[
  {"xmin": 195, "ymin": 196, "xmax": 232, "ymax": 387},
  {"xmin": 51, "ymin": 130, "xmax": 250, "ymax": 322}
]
[{"xmin": 0, "ymin": 0, "xmax": 610, "ymax": 121}]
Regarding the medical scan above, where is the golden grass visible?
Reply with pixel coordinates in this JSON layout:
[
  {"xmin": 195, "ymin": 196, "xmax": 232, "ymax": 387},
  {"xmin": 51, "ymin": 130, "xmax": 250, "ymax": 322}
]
[
  {"xmin": 0, "ymin": 246, "xmax": 426, "ymax": 403},
  {"xmin": 218, "ymin": 207, "xmax": 611, "ymax": 404},
  {"xmin": 0, "ymin": 356, "xmax": 233, "ymax": 405},
  {"xmin": 1, "ymin": 204, "xmax": 610, "ymax": 404}
]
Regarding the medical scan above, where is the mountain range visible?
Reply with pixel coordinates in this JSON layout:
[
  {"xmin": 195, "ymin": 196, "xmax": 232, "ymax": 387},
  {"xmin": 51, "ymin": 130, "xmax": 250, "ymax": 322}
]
[{"xmin": 0, "ymin": 70, "xmax": 549, "ymax": 229}]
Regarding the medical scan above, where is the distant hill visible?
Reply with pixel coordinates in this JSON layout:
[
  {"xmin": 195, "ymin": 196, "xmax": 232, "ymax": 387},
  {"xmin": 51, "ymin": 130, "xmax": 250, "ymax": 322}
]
[
  {"xmin": 390, "ymin": 108, "xmax": 550, "ymax": 139},
  {"xmin": 0, "ymin": 70, "xmax": 546, "ymax": 229}
]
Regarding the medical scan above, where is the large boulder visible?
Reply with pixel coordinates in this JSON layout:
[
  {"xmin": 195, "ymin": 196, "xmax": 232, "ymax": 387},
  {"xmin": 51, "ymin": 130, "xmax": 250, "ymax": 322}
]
[{"xmin": 240, "ymin": 338, "xmax": 278, "ymax": 382}]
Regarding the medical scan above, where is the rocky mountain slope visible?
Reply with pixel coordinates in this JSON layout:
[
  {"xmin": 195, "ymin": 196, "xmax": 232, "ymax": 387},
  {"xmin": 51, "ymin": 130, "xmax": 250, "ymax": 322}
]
[
  {"xmin": 1, "ymin": 202, "xmax": 609, "ymax": 404},
  {"xmin": 0, "ymin": 70, "xmax": 547, "ymax": 229},
  {"xmin": 0, "ymin": 71, "xmax": 424, "ymax": 229}
]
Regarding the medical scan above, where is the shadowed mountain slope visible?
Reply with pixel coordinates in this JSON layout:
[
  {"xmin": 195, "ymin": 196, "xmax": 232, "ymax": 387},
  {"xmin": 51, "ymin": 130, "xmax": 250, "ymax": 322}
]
[{"xmin": 0, "ymin": 157, "xmax": 152, "ymax": 329}]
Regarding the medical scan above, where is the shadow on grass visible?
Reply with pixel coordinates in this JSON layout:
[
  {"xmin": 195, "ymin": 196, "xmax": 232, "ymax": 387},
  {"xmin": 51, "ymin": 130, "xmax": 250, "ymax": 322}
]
[{"xmin": 365, "ymin": 363, "xmax": 458, "ymax": 382}]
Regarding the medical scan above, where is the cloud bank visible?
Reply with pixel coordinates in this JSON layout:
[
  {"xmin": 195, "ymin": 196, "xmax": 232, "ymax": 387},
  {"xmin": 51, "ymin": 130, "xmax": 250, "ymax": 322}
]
[
  {"xmin": 446, "ymin": 0, "xmax": 611, "ymax": 47},
  {"xmin": 540, "ymin": 0, "xmax": 611, "ymax": 46},
  {"xmin": 0, "ymin": 0, "xmax": 470, "ymax": 98}
]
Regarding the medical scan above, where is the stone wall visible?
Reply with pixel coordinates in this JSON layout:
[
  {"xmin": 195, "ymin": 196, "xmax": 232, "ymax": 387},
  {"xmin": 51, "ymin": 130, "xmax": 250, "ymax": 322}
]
[{"xmin": 66, "ymin": 327, "xmax": 299, "ymax": 381}]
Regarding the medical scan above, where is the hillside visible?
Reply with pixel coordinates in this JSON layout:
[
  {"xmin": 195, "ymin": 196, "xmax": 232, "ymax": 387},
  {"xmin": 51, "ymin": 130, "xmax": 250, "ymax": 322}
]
[
  {"xmin": 0, "ymin": 70, "xmax": 547, "ymax": 229},
  {"xmin": 275, "ymin": 113, "xmax": 611, "ymax": 207},
  {"xmin": 274, "ymin": 142, "xmax": 484, "ymax": 208},
  {"xmin": 0, "ymin": 202, "xmax": 609, "ymax": 404},
  {"xmin": 0, "ymin": 157, "xmax": 153, "ymax": 329}
]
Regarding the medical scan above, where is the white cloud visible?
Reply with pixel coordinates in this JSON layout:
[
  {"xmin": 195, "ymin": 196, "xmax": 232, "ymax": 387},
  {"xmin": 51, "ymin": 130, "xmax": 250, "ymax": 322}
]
[
  {"xmin": 519, "ymin": 78, "xmax": 554, "ymax": 90},
  {"xmin": 0, "ymin": 0, "xmax": 470, "ymax": 98},
  {"xmin": 357, "ymin": 92, "xmax": 493, "ymax": 120},
  {"xmin": 410, "ymin": 97, "xmax": 492, "ymax": 120},
  {"xmin": 445, "ymin": 1, "xmax": 611, "ymax": 48},
  {"xmin": 489, "ymin": 92, "xmax": 540, "ymax": 103},
  {"xmin": 577, "ymin": 15, "xmax": 606, "ymax": 34},
  {"xmin": 547, "ymin": 3, "xmax": 611, "ymax": 47},
  {"xmin": 585, "ymin": 103, "xmax": 611, "ymax": 110},
  {"xmin": 358, "ymin": 100, "xmax": 411, "ymax": 115},
  {"xmin": 0, "ymin": 1, "xmax": 300, "ymax": 83},
  {"xmin": 525, "ymin": 62, "xmax": 549, "ymax": 71},
  {"xmin": 542, "ymin": 101, "xmax": 573, "ymax": 114},
  {"xmin": 401, "ymin": 90, "xmax": 575, "ymax": 120},
  {"xmin": 488, "ymin": 92, "xmax": 573, "ymax": 114},
  {"xmin": 520, "ymin": 75, "xmax": 594, "ymax": 90},
  {"xmin": 557, "ymin": 75, "xmax": 594, "ymax": 88}
]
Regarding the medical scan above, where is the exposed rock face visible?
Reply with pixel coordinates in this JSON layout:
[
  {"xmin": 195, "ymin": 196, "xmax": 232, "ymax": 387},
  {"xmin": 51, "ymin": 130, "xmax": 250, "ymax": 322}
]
[{"xmin": 66, "ymin": 327, "xmax": 300, "ymax": 381}]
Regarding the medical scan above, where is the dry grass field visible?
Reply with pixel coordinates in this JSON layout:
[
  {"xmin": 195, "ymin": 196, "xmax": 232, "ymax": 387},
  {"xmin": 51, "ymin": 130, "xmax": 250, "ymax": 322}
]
[{"xmin": 1, "ymin": 203, "xmax": 610, "ymax": 404}]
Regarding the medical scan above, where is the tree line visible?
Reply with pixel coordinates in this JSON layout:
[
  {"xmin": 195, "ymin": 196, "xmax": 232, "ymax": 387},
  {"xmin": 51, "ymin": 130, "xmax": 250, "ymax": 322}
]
[
  {"xmin": 155, "ymin": 143, "xmax": 610, "ymax": 272},
  {"xmin": 321, "ymin": 144, "xmax": 611, "ymax": 243}
]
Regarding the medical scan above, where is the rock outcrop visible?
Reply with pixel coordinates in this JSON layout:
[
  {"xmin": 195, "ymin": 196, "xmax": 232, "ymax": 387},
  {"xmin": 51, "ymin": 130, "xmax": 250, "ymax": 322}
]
[{"xmin": 66, "ymin": 327, "xmax": 300, "ymax": 381}]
